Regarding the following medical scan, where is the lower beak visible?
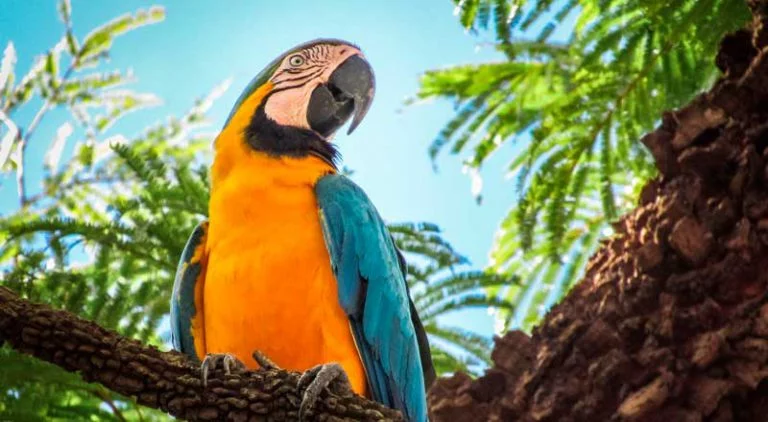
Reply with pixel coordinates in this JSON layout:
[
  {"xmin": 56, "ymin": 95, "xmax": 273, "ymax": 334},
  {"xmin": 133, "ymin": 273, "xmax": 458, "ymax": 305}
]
[{"xmin": 307, "ymin": 55, "xmax": 375, "ymax": 138}]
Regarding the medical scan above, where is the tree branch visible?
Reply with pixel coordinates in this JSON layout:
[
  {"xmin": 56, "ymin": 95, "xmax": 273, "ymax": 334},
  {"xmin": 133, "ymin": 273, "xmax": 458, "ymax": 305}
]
[{"xmin": 0, "ymin": 286, "xmax": 402, "ymax": 421}]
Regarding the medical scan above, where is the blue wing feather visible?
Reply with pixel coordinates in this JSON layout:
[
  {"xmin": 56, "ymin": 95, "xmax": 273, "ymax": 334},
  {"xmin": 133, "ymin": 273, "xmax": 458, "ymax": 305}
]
[
  {"xmin": 170, "ymin": 221, "xmax": 207, "ymax": 361},
  {"xmin": 315, "ymin": 175, "xmax": 428, "ymax": 422}
]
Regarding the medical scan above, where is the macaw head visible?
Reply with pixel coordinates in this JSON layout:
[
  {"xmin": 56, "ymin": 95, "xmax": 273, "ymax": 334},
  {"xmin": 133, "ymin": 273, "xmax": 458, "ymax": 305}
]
[{"xmin": 220, "ymin": 39, "xmax": 375, "ymax": 166}]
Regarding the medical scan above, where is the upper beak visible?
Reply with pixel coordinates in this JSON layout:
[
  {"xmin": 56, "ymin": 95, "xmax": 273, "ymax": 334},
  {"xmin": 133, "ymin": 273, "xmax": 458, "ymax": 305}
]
[
  {"xmin": 307, "ymin": 54, "xmax": 375, "ymax": 138},
  {"xmin": 331, "ymin": 55, "xmax": 375, "ymax": 135}
]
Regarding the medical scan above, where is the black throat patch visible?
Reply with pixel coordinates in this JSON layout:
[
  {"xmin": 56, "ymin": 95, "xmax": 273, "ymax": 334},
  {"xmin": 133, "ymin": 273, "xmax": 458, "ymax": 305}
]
[{"xmin": 244, "ymin": 100, "xmax": 339, "ymax": 168}]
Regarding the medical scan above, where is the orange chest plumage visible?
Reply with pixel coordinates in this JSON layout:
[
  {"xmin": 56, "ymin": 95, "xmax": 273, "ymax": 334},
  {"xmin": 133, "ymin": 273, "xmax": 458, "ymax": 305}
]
[{"xmin": 199, "ymin": 112, "xmax": 367, "ymax": 395}]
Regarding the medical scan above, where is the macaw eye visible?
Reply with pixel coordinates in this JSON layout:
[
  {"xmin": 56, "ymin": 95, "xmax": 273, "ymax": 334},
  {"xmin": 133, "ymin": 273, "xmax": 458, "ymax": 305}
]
[{"xmin": 289, "ymin": 55, "xmax": 305, "ymax": 67}]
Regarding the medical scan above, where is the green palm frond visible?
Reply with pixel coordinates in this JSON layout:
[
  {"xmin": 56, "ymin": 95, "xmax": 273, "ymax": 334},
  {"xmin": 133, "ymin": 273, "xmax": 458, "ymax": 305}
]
[
  {"xmin": 390, "ymin": 220, "xmax": 517, "ymax": 376},
  {"xmin": 429, "ymin": 0, "xmax": 748, "ymax": 331},
  {"xmin": 0, "ymin": 2, "xmax": 215, "ymax": 411},
  {"xmin": 425, "ymin": 323, "xmax": 493, "ymax": 374},
  {"xmin": 429, "ymin": 342, "xmax": 485, "ymax": 376}
]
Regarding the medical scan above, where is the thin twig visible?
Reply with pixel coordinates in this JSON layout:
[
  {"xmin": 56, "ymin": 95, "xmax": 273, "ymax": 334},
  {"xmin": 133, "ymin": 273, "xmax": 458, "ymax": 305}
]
[
  {"xmin": 91, "ymin": 387, "xmax": 128, "ymax": 422},
  {"xmin": 16, "ymin": 63, "xmax": 75, "ymax": 207},
  {"xmin": 134, "ymin": 402, "xmax": 145, "ymax": 422}
]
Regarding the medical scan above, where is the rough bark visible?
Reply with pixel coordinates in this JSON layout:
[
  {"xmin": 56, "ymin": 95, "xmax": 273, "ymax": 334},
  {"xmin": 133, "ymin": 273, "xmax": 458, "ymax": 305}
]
[
  {"xmin": 0, "ymin": 286, "xmax": 401, "ymax": 422},
  {"xmin": 427, "ymin": 1, "xmax": 768, "ymax": 421}
]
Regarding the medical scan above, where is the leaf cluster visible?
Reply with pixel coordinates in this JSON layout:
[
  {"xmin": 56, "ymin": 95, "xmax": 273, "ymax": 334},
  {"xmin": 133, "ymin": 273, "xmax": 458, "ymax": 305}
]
[
  {"xmin": 391, "ymin": 222, "xmax": 518, "ymax": 375},
  {"xmin": 421, "ymin": 0, "xmax": 748, "ymax": 330}
]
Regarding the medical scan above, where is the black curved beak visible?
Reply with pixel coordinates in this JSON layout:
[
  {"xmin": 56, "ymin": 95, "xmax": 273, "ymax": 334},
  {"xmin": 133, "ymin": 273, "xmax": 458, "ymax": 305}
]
[{"xmin": 307, "ymin": 55, "xmax": 375, "ymax": 138}]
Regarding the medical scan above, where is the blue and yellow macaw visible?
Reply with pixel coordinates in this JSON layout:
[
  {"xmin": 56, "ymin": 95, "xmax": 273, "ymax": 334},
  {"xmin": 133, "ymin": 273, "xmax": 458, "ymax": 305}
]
[{"xmin": 170, "ymin": 39, "xmax": 435, "ymax": 421}]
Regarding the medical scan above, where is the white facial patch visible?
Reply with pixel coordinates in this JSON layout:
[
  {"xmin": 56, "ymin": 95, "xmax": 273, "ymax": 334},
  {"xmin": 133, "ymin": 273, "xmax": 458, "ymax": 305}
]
[
  {"xmin": 263, "ymin": 43, "xmax": 363, "ymax": 132},
  {"xmin": 263, "ymin": 85, "xmax": 314, "ymax": 130}
]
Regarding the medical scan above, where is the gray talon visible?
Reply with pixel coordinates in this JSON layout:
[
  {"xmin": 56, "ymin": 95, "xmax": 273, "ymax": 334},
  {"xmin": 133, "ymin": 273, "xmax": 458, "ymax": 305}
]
[
  {"xmin": 297, "ymin": 363, "xmax": 353, "ymax": 421},
  {"xmin": 252, "ymin": 350, "xmax": 280, "ymax": 370},
  {"xmin": 200, "ymin": 353, "xmax": 246, "ymax": 387}
]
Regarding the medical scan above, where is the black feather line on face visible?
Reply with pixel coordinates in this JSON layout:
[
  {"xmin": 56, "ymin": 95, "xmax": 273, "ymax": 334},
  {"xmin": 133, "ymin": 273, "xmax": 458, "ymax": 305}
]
[
  {"xmin": 244, "ymin": 98, "xmax": 339, "ymax": 169},
  {"xmin": 222, "ymin": 39, "xmax": 357, "ymax": 130}
]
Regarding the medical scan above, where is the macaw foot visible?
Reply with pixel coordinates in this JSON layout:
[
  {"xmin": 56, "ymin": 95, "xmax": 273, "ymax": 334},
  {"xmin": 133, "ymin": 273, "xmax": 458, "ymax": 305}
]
[
  {"xmin": 200, "ymin": 353, "xmax": 246, "ymax": 387},
  {"xmin": 252, "ymin": 350, "xmax": 280, "ymax": 370},
  {"xmin": 297, "ymin": 363, "xmax": 353, "ymax": 421}
]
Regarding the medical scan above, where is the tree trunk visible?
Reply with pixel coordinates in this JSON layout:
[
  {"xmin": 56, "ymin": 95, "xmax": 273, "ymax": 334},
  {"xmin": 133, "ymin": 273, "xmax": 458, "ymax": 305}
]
[{"xmin": 427, "ymin": 1, "xmax": 768, "ymax": 421}]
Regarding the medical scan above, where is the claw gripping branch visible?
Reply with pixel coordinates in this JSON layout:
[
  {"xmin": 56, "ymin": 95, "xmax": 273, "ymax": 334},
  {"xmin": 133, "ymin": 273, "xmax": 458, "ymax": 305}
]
[{"xmin": 0, "ymin": 286, "xmax": 402, "ymax": 421}]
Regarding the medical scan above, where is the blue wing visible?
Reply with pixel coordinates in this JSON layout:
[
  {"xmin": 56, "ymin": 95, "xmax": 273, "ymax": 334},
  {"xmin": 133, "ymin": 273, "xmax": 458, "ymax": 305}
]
[
  {"xmin": 315, "ymin": 174, "xmax": 428, "ymax": 422},
  {"xmin": 170, "ymin": 221, "xmax": 208, "ymax": 361}
]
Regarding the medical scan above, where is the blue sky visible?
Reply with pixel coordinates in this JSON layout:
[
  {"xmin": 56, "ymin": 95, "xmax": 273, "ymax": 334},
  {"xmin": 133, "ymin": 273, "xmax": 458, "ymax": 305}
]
[{"xmin": 0, "ymin": 1, "xmax": 518, "ymax": 338}]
